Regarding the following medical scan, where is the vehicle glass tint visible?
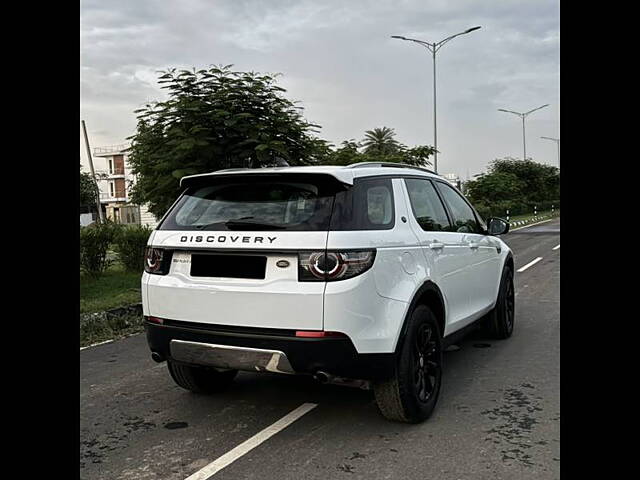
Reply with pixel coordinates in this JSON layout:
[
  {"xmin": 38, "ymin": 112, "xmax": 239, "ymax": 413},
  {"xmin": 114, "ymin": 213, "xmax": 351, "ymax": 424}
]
[
  {"xmin": 404, "ymin": 178, "xmax": 451, "ymax": 231},
  {"xmin": 435, "ymin": 182, "xmax": 481, "ymax": 233},
  {"xmin": 160, "ymin": 175, "xmax": 341, "ymax": 231},
  {"xmin": 330, "ymin": 178, "xmax": 395, "ymax": 230}
]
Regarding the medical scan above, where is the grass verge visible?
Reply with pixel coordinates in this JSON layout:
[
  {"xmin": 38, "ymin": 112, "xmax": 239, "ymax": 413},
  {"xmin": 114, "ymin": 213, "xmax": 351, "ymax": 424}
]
[{"xmin": 80, "ymin": 264, "xmax": 142, "ymax": 314}]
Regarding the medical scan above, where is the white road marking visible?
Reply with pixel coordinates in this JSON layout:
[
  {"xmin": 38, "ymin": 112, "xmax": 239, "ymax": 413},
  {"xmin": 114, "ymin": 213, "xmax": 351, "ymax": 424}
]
[
  {"xmin": 184, "ymin": 402, "xmax": 318, "ymax": 480},
  {"xmin": 80, "ymin": 339, "xmax": 114, "ymax": 351},
  {"xmin": 79, "ymin": 332, "xmax": 143, "ymax": 351},
  {"xmin": 517, "ymin": 257, "xmax": 543, "ymax": 273},
  {"xmin": 552, "ymin": 244, "xmax": 560, "ymax": 250}
]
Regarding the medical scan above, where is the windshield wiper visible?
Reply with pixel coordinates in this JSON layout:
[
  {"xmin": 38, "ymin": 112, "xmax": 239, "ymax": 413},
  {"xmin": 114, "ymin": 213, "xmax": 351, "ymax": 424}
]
[
  {"xmin": 224, "ymin": 219, "xmax": 286, "ymax": 230},
  {"xmin": 195, "ymin": 217, "xmax": 285, "ymax": 231}
]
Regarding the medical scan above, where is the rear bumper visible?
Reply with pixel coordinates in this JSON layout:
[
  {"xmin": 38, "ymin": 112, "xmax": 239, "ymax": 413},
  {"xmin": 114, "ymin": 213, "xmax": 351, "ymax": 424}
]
[{"xmin": 145, "ymin": 320, "xmax": 396, "ymax": 381}]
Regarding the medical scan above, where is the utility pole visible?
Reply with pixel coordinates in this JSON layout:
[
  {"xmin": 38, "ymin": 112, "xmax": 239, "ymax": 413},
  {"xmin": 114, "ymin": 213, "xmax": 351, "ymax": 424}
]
[
  {"xmin": 81, "ymin": 120, "xmax": 105, "ymax": 223},
  {"xmin": 540, "ymin": 136, "xmax": 560, "ymax": 169},
  {"xmin": 497, "ymin": 104, "xmax": 549, "ymax": 161},
  {"xmin": 392, "ymin": 26, "xmax": 481, "ymax": 174}
]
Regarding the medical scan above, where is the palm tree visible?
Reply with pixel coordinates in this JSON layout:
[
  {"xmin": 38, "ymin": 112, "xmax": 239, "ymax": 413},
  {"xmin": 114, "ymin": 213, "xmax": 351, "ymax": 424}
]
[{"xmin": 361, "ymin": 127, "xmax": 401, "ymax": 155}]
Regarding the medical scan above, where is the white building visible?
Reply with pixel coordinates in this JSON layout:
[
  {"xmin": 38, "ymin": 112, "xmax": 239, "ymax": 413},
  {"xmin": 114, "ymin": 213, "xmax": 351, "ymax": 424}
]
[
  {"xmin": 442, "ymin": 173, "xmax": 461, "ymax": 190},
  {"xmin": 92, "ymin": 144, "xmax": 158, "ymax": 228}
]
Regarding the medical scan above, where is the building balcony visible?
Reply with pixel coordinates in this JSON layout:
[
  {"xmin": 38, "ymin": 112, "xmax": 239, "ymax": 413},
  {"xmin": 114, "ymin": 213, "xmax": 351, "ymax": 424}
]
[
  {"xmin": 99, "ymin": 192, "xmax": 128, "ymax": 204},
  {"xmin": 106, "ymin": 172, "xmax": 126, "ymax": 179},
  {"xmin": 94, "ymin": 144, "xmax": 130, "ymax": 156}
]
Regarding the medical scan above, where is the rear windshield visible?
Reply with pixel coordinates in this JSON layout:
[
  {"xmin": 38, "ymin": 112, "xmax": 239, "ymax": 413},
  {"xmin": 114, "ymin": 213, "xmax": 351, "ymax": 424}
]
[{"xmin": 159, "ymin": 174, "xmax": 395, "ymax": 232}]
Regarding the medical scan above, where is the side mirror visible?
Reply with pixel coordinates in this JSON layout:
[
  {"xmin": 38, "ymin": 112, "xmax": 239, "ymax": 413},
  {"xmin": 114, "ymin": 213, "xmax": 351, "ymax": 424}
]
[{"xmin": 486, "ymin": 217, "xmax": 510, "ymax": 236}]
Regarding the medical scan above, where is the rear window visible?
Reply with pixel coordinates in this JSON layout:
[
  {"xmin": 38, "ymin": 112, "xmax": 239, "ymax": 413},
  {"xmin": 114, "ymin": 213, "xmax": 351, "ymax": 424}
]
[
  {"xmin": 159, "ymin": 174, "xmax": 339, "ymax": 231},
  {"xmin": 159, "ymin": 174, "xmax": 395, "ymax": 232}
]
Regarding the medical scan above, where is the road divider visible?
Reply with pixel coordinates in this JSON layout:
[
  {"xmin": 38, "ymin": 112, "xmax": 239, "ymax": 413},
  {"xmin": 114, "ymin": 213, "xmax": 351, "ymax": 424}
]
[
  {"xmin": 184, "ymin": 402, "xmax": 318, "ymax": 479},
  {"xmin": 517, "ymin": 257, "xmax": 543, "ymax": 273}
]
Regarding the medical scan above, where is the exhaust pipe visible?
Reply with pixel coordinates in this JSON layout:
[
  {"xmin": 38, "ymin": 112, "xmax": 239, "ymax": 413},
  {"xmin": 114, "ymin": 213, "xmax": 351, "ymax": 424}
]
[
  {"xmin": 313, "ymin": 371, "xmax": 371, "ymax": 390},
  {"xmin": 151, "ymin": 351, "xmax": 165, "ymax": 363},
  {"xmin": 313, "ymin": 371, "xmax": 330, "ymax": 383}
]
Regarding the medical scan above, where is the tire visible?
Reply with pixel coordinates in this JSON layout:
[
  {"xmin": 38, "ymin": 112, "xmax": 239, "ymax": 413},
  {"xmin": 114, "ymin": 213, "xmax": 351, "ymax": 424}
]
[
  {"xmin": 167, "ymin": 361, "xmax": 237, "ymax": 394},
  {"xmin": 485, "ymin": 265, "xmax": 515, "ymax": 339},
  {"xmin": 373, "ymin": 305, "xmax": 443, "ymax": 423}
]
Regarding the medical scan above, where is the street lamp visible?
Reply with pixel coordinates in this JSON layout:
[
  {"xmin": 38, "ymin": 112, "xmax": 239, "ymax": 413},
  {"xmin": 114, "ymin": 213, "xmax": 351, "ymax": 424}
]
[
  {"xmin": 391, "ymin": 26, "xmax": 481, "ymax": 174},
  {"xmin": 497, "ymin": 104, "xmax": 549, "ymax": 161},
  {"xmin": 540, "ymin": 136, "xmax": 560, "ymax": 169}
]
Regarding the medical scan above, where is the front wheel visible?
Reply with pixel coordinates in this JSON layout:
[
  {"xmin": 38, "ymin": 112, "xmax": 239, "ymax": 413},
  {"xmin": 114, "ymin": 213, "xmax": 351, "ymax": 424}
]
[
  {"xmin": 485, "ymin": 265, "xmax": 515, "ymax": 339},
  {"xmin": 373, "ymin": 305, "xmax": 443, "ymax": 423},
  {"xmin": 167, "ymin": 361, "xmax": 237, "ymax": 394}
]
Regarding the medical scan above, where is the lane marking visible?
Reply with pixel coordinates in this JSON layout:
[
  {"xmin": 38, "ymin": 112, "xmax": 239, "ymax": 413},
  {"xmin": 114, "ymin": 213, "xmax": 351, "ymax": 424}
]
[
  {"xmin": 79, "ymin": 332, "xmax": 143, "ymax": 352},
  {"xmin": 80, "ymin": 339, "xmax": 114, "ymax": 351},
  {"xmin": 552, "ymin": 244, "xmax": 560, "ymax": 250},
  {"xmin": 510, "ymin": 218, "xmax": 554, "ymax": 231},
  {"xmin": 184, "ymin": 402, "xmax": 318, "ymax": 480},
  {"xmin": 517, "ymin": 257, "xmax": 543, "ymax": 273}
]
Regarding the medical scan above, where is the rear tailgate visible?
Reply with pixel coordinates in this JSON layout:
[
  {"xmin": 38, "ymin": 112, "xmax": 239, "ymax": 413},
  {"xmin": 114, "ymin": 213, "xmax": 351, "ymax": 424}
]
[{"xmin": 146, "ymin": 230, "xmax": 328, "ymax": 330}]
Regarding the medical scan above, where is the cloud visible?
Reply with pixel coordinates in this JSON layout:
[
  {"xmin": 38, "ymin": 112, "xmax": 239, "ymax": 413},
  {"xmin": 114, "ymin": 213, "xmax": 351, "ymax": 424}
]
[{"xmin": 80, "ymin": 0, "xmax": 559, "ymax": 177}]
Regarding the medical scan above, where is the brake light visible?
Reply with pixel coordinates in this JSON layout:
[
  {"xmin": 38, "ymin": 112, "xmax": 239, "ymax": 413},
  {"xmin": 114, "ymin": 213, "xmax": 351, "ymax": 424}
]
[
  {"xmin": 298, "ymin": 250, "xmax": 376, "ymax": 282},
  {"xmin": 144, "ymin": 247, "xmax": 172, "ymax": 275}
]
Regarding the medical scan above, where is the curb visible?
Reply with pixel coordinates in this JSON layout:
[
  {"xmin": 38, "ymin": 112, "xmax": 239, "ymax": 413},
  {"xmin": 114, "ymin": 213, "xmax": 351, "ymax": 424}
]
[{"xmin": 80, "ymin": 303, "xmax": 144, "ymax": 350}]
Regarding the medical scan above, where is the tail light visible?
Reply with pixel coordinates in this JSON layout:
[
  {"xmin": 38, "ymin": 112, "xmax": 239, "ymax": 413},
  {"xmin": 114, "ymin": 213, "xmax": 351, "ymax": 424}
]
[
  {"xmin": 144, "ymin": 247, "xmax": 172, "ymax": 275},
  {"xmin": 298, "ymin": 250, "xmax": 376, "ymax": 282}
]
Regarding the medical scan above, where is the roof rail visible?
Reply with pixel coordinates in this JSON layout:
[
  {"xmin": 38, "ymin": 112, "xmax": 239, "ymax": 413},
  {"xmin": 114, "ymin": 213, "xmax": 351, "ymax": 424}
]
[{"xmin": 346, "ymin": 162, "xmax": 437, "ymax": 175}]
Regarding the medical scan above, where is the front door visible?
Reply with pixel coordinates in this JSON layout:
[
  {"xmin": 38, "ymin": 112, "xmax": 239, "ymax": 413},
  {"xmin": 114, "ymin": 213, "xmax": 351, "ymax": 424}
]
[{"xmin": 435, "ymin": 181, "xmax": 501, "ymax": 318}]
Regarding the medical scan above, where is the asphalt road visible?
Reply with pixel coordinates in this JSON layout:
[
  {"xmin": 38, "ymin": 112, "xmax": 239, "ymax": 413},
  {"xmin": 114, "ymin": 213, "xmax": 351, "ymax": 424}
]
[{"xmin": 80, "ymin": 218, "xmax": 560, "ymax": 480}]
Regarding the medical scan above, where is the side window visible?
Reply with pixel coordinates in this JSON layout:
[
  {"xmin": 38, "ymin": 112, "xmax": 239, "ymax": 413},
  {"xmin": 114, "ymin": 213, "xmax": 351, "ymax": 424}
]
[
  {"xmin": 435, "ymin": 182, "xmax": 481, "ymax": 234},
  {"xmin": 404, "ymin": 178, "xmax": 451, "ymax": 231},
  {"xmin": 331, "ymin": 177, "xmax": 395, "ymax": 230}
]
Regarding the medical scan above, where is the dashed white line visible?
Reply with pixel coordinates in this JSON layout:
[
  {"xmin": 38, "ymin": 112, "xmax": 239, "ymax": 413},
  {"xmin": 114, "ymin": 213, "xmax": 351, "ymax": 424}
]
[
  {"xmin": 184, "ymin": 402, "xmax": 318, "ymax": 480},
  {"xmin": 552, "ymin": 244, "xmax": 560, "ymax": 250},
  {"xmin": 517, "ymin": 257, "xmax": 543, "ymax": 273}
]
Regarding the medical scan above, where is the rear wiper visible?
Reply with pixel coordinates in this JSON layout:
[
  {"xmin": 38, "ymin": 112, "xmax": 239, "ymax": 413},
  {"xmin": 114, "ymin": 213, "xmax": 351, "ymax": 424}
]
[
  {"xmin": 195, "ymin": 217, "xmax": 285, "ymax": 230},
  {"xmin": 224, "ymin": 219, "xmax": 286, "ymax": 230}
]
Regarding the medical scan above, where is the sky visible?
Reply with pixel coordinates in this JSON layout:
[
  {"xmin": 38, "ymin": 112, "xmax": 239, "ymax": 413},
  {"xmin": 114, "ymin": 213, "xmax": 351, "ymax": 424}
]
[{"xmin": 80, "ymin": 0, "xmax": 559, "ymax": 179}]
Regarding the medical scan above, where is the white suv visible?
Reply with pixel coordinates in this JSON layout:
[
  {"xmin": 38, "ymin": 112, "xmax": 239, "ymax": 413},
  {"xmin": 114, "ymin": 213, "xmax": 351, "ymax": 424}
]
[{"xmin": 142, "ymin": 163, "xmax": 514, "ymax": 423}]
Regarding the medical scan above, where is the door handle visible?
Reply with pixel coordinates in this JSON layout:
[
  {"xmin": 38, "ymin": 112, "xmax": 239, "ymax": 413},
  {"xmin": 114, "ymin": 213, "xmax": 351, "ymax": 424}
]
[
  {"xmin": 467, "ymin": 241, "xmax": 479, "ymax": 249},
  {"xmin": 428, "ymin": 241, "xmax": 445, "ymax": 250}
]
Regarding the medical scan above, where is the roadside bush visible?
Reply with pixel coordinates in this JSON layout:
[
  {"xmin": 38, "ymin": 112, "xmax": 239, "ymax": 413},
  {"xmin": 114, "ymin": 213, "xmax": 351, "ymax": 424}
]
[
  {"xmin": 113, "ymin": 225, "xmax": 153, "ymax": 272},
  {"xmin": 80, "ymin": 221, "xmax": 120, "ymax": 277}
]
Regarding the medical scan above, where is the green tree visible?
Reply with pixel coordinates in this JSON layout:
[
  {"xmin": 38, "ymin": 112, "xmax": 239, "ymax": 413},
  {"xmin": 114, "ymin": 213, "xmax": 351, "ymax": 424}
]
[
  {"xmin": 127, "ymin": 66, "xmax": 328, "ymax": 218},
  {"xmin": 80, "ymin": 163, "xmax": 98, "ymax": 207},
  {"xmin": 361, "ymin": 127, "xmax": 401, "ymax": 155},
  {"xmin": 323, "ymin": 140, "xmax": 362, "ymax": 165},
  {"xmin": 465, "ymin": 157, "xmax": 559, "ymax": 218},
  {"xmin": 489, "ymin": 157, "xmax": 559, "ymax": 202},
  {"xmin": 403, "ymin": 145, "xmax": 436, "ymax": 167}
]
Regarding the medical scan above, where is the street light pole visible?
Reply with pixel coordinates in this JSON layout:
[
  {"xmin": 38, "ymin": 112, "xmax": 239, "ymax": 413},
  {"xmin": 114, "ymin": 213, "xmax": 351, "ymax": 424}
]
[
  {"xmin": 497, "ymin": 104, "xmax": 549, "ymax": 161},
  {"xmin": 81, "ymin": 120, "xmax": 105, "ymax": 223},
  {"xmin": 540, "ymin": 136, "xmax": 560, "ymax": 169},
  {"xmin": 392, "ymin": 26, "xmax": 481, "ymax": 174}
]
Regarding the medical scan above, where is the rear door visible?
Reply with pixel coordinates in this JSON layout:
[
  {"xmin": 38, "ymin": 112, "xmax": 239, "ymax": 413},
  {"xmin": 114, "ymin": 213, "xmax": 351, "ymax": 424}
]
[{"xmin": 145, "ymin": 174, "xmax": 344, "ymax": 330}]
